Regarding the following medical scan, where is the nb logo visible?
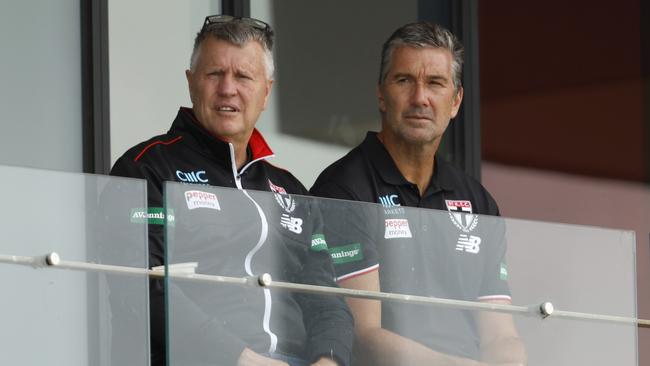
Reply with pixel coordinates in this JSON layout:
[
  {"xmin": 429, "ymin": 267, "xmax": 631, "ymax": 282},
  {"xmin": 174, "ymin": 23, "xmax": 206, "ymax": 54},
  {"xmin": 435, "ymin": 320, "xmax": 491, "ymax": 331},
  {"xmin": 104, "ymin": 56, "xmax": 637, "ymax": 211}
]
[
  {"xmin": 176, "ymin": 170, "xmax": 208, "ymax": 183},
  {"xmin": 456, "ymin": 234, "xmax": 481, "ymax": 254},
  {"xmin": 281, "ymin": 214, "xmax": 303, "ymax": 234}
]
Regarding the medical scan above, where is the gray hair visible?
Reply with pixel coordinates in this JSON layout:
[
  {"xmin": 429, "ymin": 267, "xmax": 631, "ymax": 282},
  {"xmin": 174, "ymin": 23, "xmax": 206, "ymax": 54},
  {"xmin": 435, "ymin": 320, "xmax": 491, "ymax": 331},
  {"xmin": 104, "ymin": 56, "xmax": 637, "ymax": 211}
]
[
  {"xmin": 190, "ymin": 19, "xmax": 275, "ymax": 79},
  {"xmin": 378, "ymin": 22, "xmax": 464, "ymax": 91}
]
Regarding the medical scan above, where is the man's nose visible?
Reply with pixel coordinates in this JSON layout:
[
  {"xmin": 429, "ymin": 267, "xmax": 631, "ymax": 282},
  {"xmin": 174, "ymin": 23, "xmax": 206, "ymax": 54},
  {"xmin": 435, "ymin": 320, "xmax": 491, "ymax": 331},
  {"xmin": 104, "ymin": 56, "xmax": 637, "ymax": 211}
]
[
  {"xmin": 411, "ymin": 82, "xmax": 428, "ymax": 106},
  {"xmin": 217, "ymin": 74, "xmax": 237, "ymax": 96}
]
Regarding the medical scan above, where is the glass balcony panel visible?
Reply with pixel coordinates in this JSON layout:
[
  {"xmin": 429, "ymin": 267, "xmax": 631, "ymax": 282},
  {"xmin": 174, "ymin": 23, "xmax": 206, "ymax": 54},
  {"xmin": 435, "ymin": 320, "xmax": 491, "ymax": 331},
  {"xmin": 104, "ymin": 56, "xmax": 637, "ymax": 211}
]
[
  {"xmin": 0, "ymin": 165, "xmax": 149, "ymax": 365},
  {"xmin": 164, "ymin": 182, "xmax": 638, "ymax": 365}
]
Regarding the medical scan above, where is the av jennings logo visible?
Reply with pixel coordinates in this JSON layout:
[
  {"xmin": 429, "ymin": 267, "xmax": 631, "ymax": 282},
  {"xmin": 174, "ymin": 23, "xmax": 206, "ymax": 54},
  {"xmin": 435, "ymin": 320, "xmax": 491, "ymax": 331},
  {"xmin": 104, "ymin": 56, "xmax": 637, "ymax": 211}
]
[
  {"xmin": 310, "ymin": 234, "xmax": 328, "ymax": 252},
  {"xmin": 130, "ymin": 207, "xmax": 175, "ymax": 226}
]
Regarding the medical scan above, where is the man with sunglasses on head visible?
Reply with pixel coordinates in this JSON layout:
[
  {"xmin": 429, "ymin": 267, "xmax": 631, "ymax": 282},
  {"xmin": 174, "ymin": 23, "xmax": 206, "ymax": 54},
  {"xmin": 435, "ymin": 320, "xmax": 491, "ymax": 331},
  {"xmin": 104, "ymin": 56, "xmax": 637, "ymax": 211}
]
[
  {"xmin": 111, "ymin": 15, "xmax": 352, "ymax": 366},
  {"xmin": 311, "ymin": 22, "xmax": 526, "ymax": 365}
]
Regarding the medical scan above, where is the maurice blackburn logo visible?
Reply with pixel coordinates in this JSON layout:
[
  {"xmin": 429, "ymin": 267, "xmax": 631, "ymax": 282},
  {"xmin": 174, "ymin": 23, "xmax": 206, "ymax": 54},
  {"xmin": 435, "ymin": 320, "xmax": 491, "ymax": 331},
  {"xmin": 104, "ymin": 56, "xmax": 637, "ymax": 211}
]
[
  {"xmin": 445, "ymin": 200, "xmax": 478, "ymax": 233},
  {"xmin": 269, "ymin": 180, "xmax": 296, "ymax": 213},
  {"xmin": 184, "ymin": 190, "xmax": 220, "ymax": 210}
]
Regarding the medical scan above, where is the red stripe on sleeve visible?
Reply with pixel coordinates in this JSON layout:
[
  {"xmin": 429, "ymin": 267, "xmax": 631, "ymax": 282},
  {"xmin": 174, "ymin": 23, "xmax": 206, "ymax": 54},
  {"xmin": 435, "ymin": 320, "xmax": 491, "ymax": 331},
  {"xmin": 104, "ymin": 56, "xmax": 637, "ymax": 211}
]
[{"xmin": 134, "ymin": 136, "xmax": 183, "ymax": 162}]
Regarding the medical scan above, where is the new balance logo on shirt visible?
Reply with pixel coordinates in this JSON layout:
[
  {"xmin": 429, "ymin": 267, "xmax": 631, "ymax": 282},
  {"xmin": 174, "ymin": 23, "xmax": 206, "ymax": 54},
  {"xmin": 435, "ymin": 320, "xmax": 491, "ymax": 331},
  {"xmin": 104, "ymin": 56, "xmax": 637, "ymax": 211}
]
[
  {"xmin": 456, "ymin": 234, "xmax": 481, "ymax": 254},
  {"xmin": 280, "ymin": 214, "xmax": 303, "ymax": 234}
]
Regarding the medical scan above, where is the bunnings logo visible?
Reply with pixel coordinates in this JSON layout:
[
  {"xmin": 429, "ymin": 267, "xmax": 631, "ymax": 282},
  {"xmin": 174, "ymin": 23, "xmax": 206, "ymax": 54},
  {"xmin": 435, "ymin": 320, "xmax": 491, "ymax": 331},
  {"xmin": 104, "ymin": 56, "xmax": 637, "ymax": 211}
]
[
  {"xmin": 310, "ymin": 234, "xmax": 328, "ymax": 252},
  {"xmin": 130, "ymin": 207, "xmax": 175, "ymax": 226},
  {"xmin": 328, "ymin": 243, "xmax": 362, "ymax": 264}
]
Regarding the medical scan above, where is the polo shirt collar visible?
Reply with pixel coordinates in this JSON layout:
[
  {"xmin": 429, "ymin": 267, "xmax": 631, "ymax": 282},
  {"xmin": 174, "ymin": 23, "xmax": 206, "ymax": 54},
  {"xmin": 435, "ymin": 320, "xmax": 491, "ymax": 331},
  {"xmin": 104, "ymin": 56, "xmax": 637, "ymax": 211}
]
[
  {"xmin": 429, "ymin": 156, "xmax": 456, "ymax": 193},
  {"xmin": 362, "ymin": 131, "xmax": 455, "ymax": 194},
  {"xmin": 172, "ymin": 107, "xmax": 275, "ymax": 168},
  {"xmin": 362, "ymin": 132, "xmax": 409, "ymax": 186}
]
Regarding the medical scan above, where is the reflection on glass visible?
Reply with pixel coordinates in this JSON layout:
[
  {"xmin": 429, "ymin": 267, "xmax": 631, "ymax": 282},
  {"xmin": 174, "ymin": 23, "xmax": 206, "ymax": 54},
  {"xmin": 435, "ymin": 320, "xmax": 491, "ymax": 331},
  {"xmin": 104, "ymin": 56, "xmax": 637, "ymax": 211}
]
[
  {"xmin": 0, "ymin": 165, "xmax": 149, "ymax": 365},
  {"xmin": 165, "ymin": 183, "xmax": 353, "ymax": 365},
  {"xmin": 164, "ymin": 183, "xmax": 637, "ymax": 365}
]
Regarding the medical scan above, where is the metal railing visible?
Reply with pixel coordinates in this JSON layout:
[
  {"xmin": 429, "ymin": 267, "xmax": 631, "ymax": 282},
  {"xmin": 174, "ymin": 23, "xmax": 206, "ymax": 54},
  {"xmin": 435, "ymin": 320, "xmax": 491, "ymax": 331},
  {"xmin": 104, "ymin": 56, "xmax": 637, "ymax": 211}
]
[{"xmin": 2, "ymin": 251, "xmax": 648, "ymax": 326}]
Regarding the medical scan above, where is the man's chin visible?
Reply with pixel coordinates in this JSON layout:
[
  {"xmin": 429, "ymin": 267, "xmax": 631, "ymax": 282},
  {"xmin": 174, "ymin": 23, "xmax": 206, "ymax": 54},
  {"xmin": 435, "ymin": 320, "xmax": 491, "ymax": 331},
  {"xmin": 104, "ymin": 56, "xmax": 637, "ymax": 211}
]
[
  {"xmin": 209, "ymin": 127, "xmax": 252, "ymax": 144},
  {"xmin": 397, "ymin": 129, "xmax": 439, "ymax": 146},
  {"xmin": 202, "ymin": 120, "xmax": 243, "ymax": 136}
]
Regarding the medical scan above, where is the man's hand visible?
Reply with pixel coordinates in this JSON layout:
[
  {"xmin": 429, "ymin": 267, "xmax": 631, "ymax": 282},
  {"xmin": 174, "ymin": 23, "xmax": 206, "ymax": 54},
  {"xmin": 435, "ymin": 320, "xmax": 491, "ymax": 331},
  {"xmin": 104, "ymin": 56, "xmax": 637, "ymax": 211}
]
[
  {"xmin": 237, "ymin": 348, "xmax": 289, "ymax": 366},
  {"xmin": 311, "ymin": 356, "xmax": 338, "ymax": 366}
]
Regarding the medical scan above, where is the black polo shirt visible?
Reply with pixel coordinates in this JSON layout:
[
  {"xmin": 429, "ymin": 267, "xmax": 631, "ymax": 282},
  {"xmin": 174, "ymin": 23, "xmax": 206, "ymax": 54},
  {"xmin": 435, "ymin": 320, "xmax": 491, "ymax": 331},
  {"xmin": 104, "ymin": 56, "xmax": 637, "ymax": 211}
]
[{"xmin": 310, "ymin": 132, "xmax": 511, "ymax": 360}]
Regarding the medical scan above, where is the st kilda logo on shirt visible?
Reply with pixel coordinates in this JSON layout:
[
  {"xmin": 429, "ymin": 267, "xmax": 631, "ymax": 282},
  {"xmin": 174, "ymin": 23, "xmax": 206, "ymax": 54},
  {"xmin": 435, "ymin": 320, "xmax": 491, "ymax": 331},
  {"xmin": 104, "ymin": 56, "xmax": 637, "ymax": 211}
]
[
  {"xmin": 445, "ymin": 200, "xmax": 478, "ymax": 233},
  {"xmin": 268, "ymin": 179, "xmax": 296, "ymax": 213},
  {"xmin": 446, "ymin": 200, "xmax": 482, "ymax": 254}
]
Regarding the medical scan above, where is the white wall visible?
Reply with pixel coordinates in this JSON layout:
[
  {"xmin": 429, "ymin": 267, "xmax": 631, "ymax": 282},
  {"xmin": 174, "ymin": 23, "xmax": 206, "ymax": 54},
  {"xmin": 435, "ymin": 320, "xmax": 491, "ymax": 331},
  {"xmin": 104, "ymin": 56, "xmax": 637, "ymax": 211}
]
[
  {"xmin": 0, "ymin": 0, "xmax": 82, "ymax": 172},
  {"xmin": 109, "ymin": 0, "xmax": 219, "ymax": 165}
]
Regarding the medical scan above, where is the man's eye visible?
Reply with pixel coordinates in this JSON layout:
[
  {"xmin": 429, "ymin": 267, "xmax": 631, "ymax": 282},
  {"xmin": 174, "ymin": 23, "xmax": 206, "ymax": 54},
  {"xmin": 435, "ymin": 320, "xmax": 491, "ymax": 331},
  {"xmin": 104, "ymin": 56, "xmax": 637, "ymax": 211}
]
[{"xmin": 396, "ymin": 78, "xmax": 409, "ymax": 84}]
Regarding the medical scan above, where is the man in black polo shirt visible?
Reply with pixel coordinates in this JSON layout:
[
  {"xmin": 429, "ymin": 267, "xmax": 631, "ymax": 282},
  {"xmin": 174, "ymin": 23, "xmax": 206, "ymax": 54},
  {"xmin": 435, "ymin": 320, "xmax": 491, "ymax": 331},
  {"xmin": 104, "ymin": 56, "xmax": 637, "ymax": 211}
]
[{"xmin": 311, "ymin": 22, "xmax": 526, "ymax": 365}]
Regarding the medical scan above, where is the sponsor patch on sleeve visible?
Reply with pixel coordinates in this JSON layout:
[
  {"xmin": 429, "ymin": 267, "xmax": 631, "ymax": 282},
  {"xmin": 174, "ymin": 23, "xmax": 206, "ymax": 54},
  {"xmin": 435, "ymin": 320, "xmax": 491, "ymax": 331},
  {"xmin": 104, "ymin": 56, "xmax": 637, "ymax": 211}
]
[
  {"xmin": 184, "ymin": 190, "xmax": 220, "ymax": 211},
  {"xmin": 500, "ymin": 262, "xmax": 509, "ymax": 280},
  {"xmin": 384, "ymin": 219, "xmax": 413, "ymax": 239},
  {"xmin": 328, "ymin": 243, "xmax": 363, "ymax": 264},
  {"xmin": 310, "ymin": 234, "xmax": 328, "ymax": 252},
  {"xmin": 130, "ymin": 207, "xmax": 175, "ymax": 226}
]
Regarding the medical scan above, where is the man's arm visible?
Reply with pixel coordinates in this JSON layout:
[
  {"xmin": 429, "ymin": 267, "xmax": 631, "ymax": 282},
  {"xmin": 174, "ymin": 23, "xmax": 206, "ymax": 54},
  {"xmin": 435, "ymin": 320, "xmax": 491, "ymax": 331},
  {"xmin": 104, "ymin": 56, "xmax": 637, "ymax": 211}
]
[
  {"xmin": 476, "ymin": 299, "xmax": 527, "ymax": 365},
  {"xmin": 341, "ymin": 271, "xmax": 507, "ymax": 366},
  {"xmin": 294, "ymin": 240, "xmax": 355, "ymax": 365},
  {"xmin": 475, "ymin": 209, "xmax": 526, "ymax": 365},
  {"xmin": 110, "ymin": 157, "xmax": 256, "ymax": 365}
]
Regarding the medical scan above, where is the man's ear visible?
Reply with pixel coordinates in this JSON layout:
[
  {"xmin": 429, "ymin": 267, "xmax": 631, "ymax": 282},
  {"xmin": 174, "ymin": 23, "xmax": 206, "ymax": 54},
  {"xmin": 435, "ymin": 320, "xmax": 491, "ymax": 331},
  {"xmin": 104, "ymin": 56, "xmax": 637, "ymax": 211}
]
[
  {"xmin": 185, "ymin": 69, "xmax": 195, "ymax": 104},
  {"xmin": 450, "ymin": 86, "xmax": 464, "ymax": 119},
  {"xmin": 262, "ymin": 79, "xmax": 274, "ymax": 110},
  {"xmin": 377, "ymin": 84, "xmax": 386, "ymax": 113}
]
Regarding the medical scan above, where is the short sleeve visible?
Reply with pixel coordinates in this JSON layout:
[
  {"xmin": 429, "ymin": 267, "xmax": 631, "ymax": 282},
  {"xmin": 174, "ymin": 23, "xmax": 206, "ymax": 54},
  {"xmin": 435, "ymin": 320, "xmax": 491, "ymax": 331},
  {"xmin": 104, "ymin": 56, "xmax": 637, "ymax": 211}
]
[
  {"xmin": 477, "ymin": 216, "xmax": 512, "ymax": 302},
  {"xmin": 311, "ymin": 182, "xmax": 381, "ymax": 282}
]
